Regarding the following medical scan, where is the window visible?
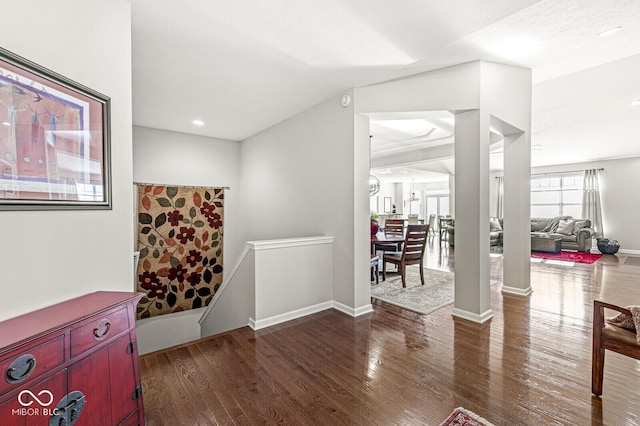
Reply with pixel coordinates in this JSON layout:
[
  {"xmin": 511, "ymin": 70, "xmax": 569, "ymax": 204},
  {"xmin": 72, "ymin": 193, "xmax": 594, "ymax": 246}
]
[
  {"xmin": 425, "ymin": 191, "xmax": 450, "ymax": 219},
  {"xmin": 530, "ymin": 174, "xmax": 583, "ymax": 217}
]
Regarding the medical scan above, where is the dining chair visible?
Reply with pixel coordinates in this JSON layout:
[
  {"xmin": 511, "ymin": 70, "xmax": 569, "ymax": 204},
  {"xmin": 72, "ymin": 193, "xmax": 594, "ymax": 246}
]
[
  {"xmin": 370, "ymin": 256, "xmax": 380, "ymax": 284},
  {"xmin": 438, "ymin": 216, "xmax": 452, "ymax": 245},
  {"xmin": 374, "ymin": 219, "xmax": 405, "ymax": 254},
  {"xmin": 382, "ymin": 224, "xmax": 429, "ymax": 288},
  {"xmin": 592, "ymin": 300, "xmax": 640, "ymax": 395},
  {"xmin": 384, "ymin": 219, "xmax": 405, "ymax": 236},
  {"xmin": 427, "ymin": 214, "xmax": 436, "ymax": 237}
]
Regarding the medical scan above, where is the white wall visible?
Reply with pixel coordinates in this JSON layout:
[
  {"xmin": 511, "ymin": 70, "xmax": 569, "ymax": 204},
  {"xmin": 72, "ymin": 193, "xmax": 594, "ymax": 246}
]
[
  {"xmin": 132, "ymin": 126, "xmax": 241, "ymax": 352},
  {"xmin": 490, "ymin": 157, "xmax": 640, "ymax": 253},
  {"xmin": 239, "ymin": 91, "xmax": 371, "ymax": 313},
  {"xmin": 252, "ymin": 237, "xmax": 333, "ymax": 327},
  {"xmin": 132, "ymin": 126, "xmax": 241, "ymax": 262},
  {"xmin": 371, "ymin": 182, "xmax": 394, "ymax": 214},
  {"xmin": 0, "ymin": 0, "xmax": 133, "ymax": 321},
  {"xmin": 199, "ymin": 247, "xmax": 255, "ymax": 339}
]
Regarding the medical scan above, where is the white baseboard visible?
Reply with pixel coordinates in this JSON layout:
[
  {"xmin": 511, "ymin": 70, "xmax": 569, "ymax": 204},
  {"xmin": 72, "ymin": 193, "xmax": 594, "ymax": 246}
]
[
  {"xmin": 333, "ymin": 301, "xmax": 373, "ymax": 317},
  {"xmin": 249, "ymin": 301, "xmax": 333, "ymax": 330},
  {"xmin": 619, "ymin": 248, "xmax": 640, "ymax": 255},
  {"xmin": 452, "ymin": 308, "xmax": 493, "ymax": 323},
  {"xmin": 590, "ymin": 248, "xmax": 640, "ymax": 255},
  {"xmin": 248, "ymin": 300, "xmax": 373, "ymax": 331},
  {"xmin": 501, "ymin": 285, "xmax": 533, "ymax": 296}
]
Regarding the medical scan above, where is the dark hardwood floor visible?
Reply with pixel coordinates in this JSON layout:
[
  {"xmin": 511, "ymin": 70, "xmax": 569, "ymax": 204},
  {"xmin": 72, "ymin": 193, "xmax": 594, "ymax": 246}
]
[{"xmin": 139, "ymin": 241, "xmax": 640, "ymax": 425}]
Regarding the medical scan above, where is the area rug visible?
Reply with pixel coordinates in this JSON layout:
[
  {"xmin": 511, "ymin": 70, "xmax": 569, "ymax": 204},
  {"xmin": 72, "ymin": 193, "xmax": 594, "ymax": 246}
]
[
  {"xmin": 440, "ymin": 407, "xmax": 495, "ymax": 426},
  {"xmin": 531, "ymin": 250, "xmax": 603, "ymax": 264},
  {"xmin": 490, "ymin": 245, "xmax": 603, "ymax": 264},
  {"xmin": 371, "ymin": 267, "xmax": 456, "ymax": 315}
]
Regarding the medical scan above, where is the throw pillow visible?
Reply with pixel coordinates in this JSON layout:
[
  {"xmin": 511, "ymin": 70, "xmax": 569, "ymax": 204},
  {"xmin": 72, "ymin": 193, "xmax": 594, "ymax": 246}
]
[
  {"xmin": 489, "ymin": 217, "xmax": 502, "ymax": 231},
  {"xmin": 556, "ymin": 219, "xmax": 575, "ymax": 235},
  {"xmin": 573, "ymin": 220, "xmax": 589, "ymax": 234},
  {"xmin": 607, "ymin": 312, "xmax": 636, "ymax": 331},
  {"xmin": 530, "ymin": 218, "xmax": 548, "ymax": 232}
]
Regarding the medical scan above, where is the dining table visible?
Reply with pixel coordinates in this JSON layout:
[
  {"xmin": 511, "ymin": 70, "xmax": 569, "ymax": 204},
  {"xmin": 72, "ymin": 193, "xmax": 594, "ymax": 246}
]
[
  {"xmin": 370, "ymin": 231, "xmax": 405, "ymax": 254},
  {"xmin": 371, "ymin": 232, "xmax": 405, "ymax": 279}
]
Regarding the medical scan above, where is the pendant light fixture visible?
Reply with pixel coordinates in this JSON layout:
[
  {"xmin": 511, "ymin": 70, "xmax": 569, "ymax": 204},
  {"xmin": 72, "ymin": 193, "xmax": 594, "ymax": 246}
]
[
  {"xmin": 409, "ymin": 178, "xmax": 419, "ymax": 201},
  {"xmin": 369, "ymin": 135, "xmax": 380, "ymax": 196},
  {"xmin": 369, "ymin": 174, "xmax": 380, "ymax": 196}
]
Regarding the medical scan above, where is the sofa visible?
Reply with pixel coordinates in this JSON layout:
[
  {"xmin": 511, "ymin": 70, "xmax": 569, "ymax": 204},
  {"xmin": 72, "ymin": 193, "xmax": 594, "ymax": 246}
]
[{"xmin": 448, "ymin": 216, "xmax": 596, "ymax": 252}]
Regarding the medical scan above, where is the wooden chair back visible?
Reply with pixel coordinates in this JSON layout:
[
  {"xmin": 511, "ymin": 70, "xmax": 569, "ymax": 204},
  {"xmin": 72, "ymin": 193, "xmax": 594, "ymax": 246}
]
[
  {"xmin": 401, "ymin": 224, "xmax": 429, "ymax": 264},
  {"xmin": 592, "ymin": 300, "xmax": 640, "ymax": 395},
  {"xmin": 381, "ymin": 224, "xmax": 429, "ymax": 287},
  {"xmin": 384, "ymin": 219, "xmax": 405, "ymax": 237}
]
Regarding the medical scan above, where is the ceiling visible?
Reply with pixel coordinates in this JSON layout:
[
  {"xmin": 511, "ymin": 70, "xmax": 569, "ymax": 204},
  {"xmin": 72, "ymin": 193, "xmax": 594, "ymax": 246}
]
[{"xmin": 131, "ymin": 0, "xmax": 640, "ymax": 183}]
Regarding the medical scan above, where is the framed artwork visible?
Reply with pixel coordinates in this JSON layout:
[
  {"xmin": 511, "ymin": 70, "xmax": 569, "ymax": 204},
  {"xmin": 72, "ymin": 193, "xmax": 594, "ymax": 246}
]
[
  {"xmin": 384, "ymin": 197, "xmax": 392, "ymax": 213},
  {"xmin": 0, "ymin": 47, "xmax": 111, "ymax": 210}
]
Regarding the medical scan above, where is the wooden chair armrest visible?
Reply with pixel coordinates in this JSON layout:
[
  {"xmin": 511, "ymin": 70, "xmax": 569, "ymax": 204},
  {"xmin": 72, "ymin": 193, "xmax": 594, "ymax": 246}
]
[
  {"xmin": 594, "ymin": 300, "xmax": 632, "ymax": 333},
  {"xmin": 594, "ymin": 300, "xmax": 632, "ymax": 317}
]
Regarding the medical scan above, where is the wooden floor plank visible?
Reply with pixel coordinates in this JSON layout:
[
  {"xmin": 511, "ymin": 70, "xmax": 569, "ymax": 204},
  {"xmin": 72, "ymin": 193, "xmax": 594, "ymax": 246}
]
[{"xmin": 140, "ymin": 243, "xmax": 640, "ymax": 425}]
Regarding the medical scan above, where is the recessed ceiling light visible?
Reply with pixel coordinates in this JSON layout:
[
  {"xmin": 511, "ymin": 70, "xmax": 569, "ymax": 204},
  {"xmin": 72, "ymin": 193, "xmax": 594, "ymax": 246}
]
[
  {"xmin": 597, "ymin": 26, "xmax": 622, "ymax": 37},
  {"xmin": 630, "ymin": 100, "xmax": 640, "ymax": 107},
  {"xmin": 192, "ymin": 120, "xmax": 204, "ymax": 126},
  {"xmin": 399, "ymin": 170, "xmax": 408, "ymax": 174},
  {"xmin": 1, "ymin": 121, "xmax": 10, "ymax": 126}
]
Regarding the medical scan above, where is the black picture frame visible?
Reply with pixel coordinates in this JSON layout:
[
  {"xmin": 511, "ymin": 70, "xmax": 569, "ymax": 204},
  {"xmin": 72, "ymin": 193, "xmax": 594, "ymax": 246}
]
[{"xmin": 0, "ymin": 46, "xmax": 111, "ymax": 210}]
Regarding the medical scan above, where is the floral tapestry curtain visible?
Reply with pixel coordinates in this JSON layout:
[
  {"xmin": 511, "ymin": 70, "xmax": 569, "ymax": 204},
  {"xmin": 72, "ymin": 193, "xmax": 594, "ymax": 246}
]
[{"xmin": 135, "ymin": 184, "xmax": 224, "ymax": 319}]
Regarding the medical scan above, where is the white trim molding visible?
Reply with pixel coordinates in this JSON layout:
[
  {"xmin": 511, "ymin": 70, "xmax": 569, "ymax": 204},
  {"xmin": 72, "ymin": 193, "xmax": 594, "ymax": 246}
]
[
  {"xmin": 333, "ymin": 301, "xmax": 373, "ymax": 317},
  {"xmin": 249, "ymin": 301, "xmax": 333, "ymax": 330},
  {"xmin": 619, "ymin": 249, "xmax": 640, "ymax": 255},
  {"xmin": 249, "ymin": 301, "xmax": 373, "ymax": 331},
  {"xmin": 501, "ymin": 285, "xmax": 533, "ymax": 296},
  {"xmin": 452, "ymin": 308, "xmax": 494, "ymax": 323},
  {"xmin": 248, "ymin": 236, "xmax": 334, "ymax": 251}
]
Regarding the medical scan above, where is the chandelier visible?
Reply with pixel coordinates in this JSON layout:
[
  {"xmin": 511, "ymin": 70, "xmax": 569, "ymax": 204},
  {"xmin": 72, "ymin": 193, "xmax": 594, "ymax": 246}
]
[{"xmin": 369, "ymin": 175, "xmax": 380, "ymax": 196}]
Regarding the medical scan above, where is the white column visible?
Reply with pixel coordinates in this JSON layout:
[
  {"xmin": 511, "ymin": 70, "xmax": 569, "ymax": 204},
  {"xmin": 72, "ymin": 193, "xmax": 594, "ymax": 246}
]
[
  {"xmin": 502, "ymin": 132, "xmax": 532, "ymax": 295},
  {"xmin": 354, "ymin": 112, "xmax": 374, "ymax": 313},
  {"xmin": 448, "ymin": 174, "xmax": 455, "ymax": 216},
  {"xmin": 452, "ymin": 110, "xmax": 493, "ymax": 323}
]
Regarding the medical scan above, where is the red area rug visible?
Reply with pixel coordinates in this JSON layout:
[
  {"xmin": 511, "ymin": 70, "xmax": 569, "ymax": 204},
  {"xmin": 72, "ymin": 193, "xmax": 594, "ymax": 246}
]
[
  {"xmin": 531, "ymin": 250, "xmax": 603, "ymax": 264},
  {"xmin": 440, "ymin": 407, "xmax": 495, "ymax": 426}
]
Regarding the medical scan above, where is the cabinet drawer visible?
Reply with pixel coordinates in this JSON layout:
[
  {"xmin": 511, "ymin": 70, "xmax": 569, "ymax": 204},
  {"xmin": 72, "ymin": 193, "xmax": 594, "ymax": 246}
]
[
  {"xmin": 0, "ymin": 368, "xmax": 67, "ymax": 425},
  {"xmin": 0, "ymin": 336, "xmax": 65, "ymax": 395},
  {"xmin": 70, "ymin": 308, "xmax": 129, "ymax": 357}
]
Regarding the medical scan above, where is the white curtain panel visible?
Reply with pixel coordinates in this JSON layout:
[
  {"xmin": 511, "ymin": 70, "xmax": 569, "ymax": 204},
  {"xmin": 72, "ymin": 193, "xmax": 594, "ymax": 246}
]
[
  {"xmin": 496, "ymin": 176, "xmax": 504, "ymax": 218},
  {"xmin": 582, "ymin": 169, "xmax": 604, "ymax": 238}
]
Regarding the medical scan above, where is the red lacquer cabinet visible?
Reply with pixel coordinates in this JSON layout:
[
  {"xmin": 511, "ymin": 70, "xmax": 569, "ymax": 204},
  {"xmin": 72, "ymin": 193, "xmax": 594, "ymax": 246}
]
[{"xmin": 0, "ymin": 292, "xmax": 145, "ymax": 425}]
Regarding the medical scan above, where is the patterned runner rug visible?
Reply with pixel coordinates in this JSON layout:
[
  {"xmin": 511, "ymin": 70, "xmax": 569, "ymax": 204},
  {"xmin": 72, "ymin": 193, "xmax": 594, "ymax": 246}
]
[
  {"xmin": 371, "ymin": 267, "xmax": 456, "ymax": 315},
  {"xmin": 440, "ymin": 407, "xmax": 495, "ymax": 426}
]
